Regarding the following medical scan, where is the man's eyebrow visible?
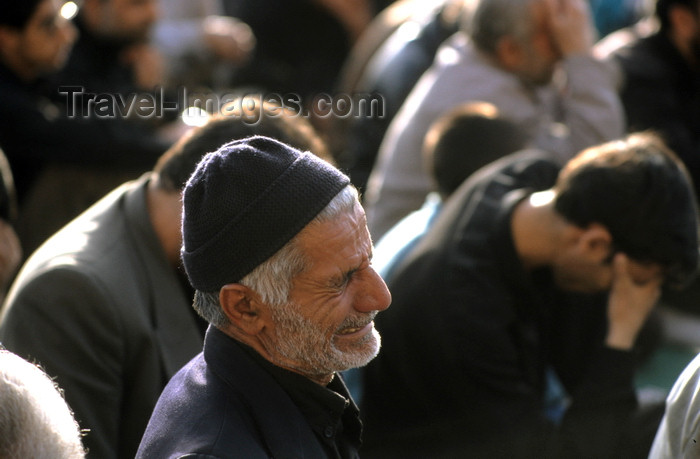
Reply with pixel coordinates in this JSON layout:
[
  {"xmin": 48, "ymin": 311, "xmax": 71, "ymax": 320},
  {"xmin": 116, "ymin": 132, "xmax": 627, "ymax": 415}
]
[
  {"xmin": 341, "ymin": 258, "xmax": 369, "ymax": 284},
  {"xmin": 345, "ymin": 264, "xmax": 362, "ymax": 279}
]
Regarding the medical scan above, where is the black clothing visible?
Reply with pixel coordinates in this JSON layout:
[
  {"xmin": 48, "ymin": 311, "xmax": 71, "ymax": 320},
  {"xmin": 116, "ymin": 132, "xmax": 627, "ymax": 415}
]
[
  {"xmin": 241, "ymin": 344, "xmax": 362, "ymax": 458},
  {"xmin": 138, "ymin": 326, "xmax": 362, "ymax": 458},
  {"xmin": 52, "ymin": 16, "xmax": 178, "ymax": 122},
  {"xmin": 55, "ymin": 16, "xmax": 141, "ymax": 112},
  {"xmin": 362, "ymin": 150, "xmax": 641, "ymax": 458},
  {"xmin": 222, "ymin": 0, "xmax": 392, "ymax": 98},
  {"xmin": 0, "ymin": 61, "xmax": 167, "ymax": 202},
  {"xmin": 0, "ymin": 178, "xmax": 202, "ymax": 459},
  {"xmin": 612, "ymin": 30, "xmax": 700, "ymax": 195}
]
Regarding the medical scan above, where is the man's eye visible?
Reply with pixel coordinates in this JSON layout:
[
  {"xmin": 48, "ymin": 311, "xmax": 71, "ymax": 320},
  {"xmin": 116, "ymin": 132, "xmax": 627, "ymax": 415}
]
[{"xmin": 334, "ymin": 272, "xmax": 355, "ymax": 290}]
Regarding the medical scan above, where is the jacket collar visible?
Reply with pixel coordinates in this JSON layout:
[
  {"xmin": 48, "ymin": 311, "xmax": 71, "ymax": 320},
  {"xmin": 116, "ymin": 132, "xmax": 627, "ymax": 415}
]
[
  {"xmin": 122, "ymin": 175, "xmax": 202, "ymax": 378},
  {"xmin": 203, "ymin": 326, "xmax": 328, "ymax": 458}
]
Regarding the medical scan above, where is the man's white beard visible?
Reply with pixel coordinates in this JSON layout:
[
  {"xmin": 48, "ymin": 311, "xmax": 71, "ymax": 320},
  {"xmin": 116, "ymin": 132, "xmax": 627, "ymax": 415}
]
[{"xmin": 269, "ymin": 302, "xmax": 381, "ymax": 376}]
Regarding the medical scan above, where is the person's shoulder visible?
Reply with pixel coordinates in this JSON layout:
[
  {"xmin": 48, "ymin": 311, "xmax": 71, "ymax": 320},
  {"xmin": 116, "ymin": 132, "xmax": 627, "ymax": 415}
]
[
  {"xmin": 476, "ymin": 148, "xmax": 561, "ymax": 182},
  {"xmin": 668, "ymin": 353, "xmax": 700, "ymax": 403},
  {"xmin": 596, "ymin": 19, "xmax": 670, "ymax": 77},
  {"xmin": 139, "ymin": 356, "xmax": 274, "ymax": 459},
  {"xmin": 30, "ymin": 182, "xmax": 135, "ymax": 260},
  {"xmin": 436, "ymin": 149, "xmax": 559, "ymax": 222},
  {"xmin": 650, "ymin": 352, "xmax": 700, "ymax": 458},
  {"xmin": 5, "ymin": 183, "xmax": 144, "ymax": 301}
]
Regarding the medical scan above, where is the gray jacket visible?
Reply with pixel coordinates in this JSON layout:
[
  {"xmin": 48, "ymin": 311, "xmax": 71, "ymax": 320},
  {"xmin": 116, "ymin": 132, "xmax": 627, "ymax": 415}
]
[
  {"xmin": 0, "ymin": 176, "xmax": 202, "ymax": 459},
  {"xmin": 364, "ymin": 32, "xmax": 624, "ymax": 239}
]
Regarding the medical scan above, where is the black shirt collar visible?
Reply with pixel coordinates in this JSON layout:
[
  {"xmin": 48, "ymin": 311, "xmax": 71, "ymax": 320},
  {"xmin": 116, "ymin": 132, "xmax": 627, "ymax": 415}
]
[{"xmin": 237, "ymin": 339, "xmax": 362, "ymax": 458}]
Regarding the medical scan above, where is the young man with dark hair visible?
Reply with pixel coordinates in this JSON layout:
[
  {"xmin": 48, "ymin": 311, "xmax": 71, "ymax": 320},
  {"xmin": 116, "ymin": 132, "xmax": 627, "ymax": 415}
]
[{"xmin": 361, "ymin": 132, "xmax": 699, "ymax": 458}]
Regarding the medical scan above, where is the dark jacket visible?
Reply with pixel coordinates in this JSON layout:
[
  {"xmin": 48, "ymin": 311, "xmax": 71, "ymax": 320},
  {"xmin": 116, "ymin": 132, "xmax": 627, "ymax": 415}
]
[
  {"xmin": 137, "ymin": 326, "xmax": 352, "ymax": 458},
  {"xmin": 612, "ymin": 30, "xmax": 700, "ymax": 195},
  {"xmin": 0, "ymin": 177, "xmax": 203, "ymax": 459},
  {"xmin": 362, "ymin": 150, "xmax": 641, "ymax": 458},
  {"xmin": 0, "ymin": 61, "xmax": 167, "ymax": 202}
]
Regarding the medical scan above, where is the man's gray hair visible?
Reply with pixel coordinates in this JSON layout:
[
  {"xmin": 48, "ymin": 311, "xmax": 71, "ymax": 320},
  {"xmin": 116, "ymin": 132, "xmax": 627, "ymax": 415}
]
[
  {"xmin": 465, "ymin": 0, "xmax": 538, "ymax": 54},
  {"xmin": 0, "ymin": 350, "xmax": 86, "ymax": 458},
  {"xmin": 193, "ymin": 185, "xmax": 359, "ymax": 327}
]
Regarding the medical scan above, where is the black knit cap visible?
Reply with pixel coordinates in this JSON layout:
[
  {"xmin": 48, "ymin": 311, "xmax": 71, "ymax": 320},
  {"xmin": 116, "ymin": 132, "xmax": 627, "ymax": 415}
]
[{"xmin": 181, "ymin": 135, "xmax": 350, "ymax": 292}]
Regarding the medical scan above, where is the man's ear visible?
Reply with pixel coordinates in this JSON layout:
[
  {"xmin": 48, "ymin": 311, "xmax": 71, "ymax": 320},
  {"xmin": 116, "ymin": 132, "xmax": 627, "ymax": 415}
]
[
  {"xmin": 577, "ymin": 223, "xmax": 613, "ymax": 262},
  {"xmin": 219, "ymin": 284, "xmax": 266, "ymax": 336}
]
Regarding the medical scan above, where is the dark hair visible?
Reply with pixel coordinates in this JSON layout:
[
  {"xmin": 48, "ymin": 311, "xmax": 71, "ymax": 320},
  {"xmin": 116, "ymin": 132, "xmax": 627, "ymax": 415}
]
[
  {"xmin": 153, "ymin": 97, "xmax": 330, "ymax": 192},
  {"xmin": 424, "ymin": 102, "xmax": 527, "ymax": 198},
  {"xmin": 554, "ymin": 132, "xmax": 699, "ymax": 288},
  {"xmin": 656, "ymin": 0, "xmax": 700, "ymax": 31},
  {"xmin": 0, "ymin": 0, "xmax": 44, "ymax": 29}
]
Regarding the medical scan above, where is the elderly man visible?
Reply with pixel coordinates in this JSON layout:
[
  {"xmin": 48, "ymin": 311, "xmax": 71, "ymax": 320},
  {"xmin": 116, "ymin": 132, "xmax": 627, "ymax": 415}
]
[
  {"xmin": 0, "ymin": 100, "xmax": 331, "ymax": 458},
  {"xmin": 364, "ymin": 0, "xmax": 624, "ymax": 239},
  {"xmin": 136, "ymin": 136, "xmax": 391, "ymax": 458}
]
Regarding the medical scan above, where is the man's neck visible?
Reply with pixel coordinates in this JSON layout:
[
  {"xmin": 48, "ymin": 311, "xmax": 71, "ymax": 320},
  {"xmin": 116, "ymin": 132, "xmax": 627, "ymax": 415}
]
[
  {"xmin": 146, "ymin": 178, "xmax": 183, "ymax": 268},
  {"xmin": 510, "ymin": 190, "xmax": 564, "ymax": 270}
]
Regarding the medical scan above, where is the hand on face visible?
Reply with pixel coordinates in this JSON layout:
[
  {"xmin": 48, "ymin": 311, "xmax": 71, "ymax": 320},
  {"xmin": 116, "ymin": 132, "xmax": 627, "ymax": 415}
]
[
  {"xmin": 605, "ymin": 253, "xmax": 663, "ymax": 350},
  {"xmin": 541, "ymin": 0, "xmax": 595, "ymax": 56},
  {"xmin": 202, "ymin": 16, "xmax": 255, "ymax": 64}
]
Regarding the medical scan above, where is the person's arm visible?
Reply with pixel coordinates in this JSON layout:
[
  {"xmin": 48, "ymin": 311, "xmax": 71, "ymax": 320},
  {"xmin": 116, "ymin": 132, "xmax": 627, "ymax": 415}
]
[
  {"xmin": 553, "ymin": 254, "xmax": 663, "ymax": 458},
  {"xmin": 554, "ymin": 346, "xmax": 638, "ymax": 458},
  {"xmin": 539, "ymin": 0, "xmax": 625, "ymax": 160},
  {"xmin": 605, "ymin": 253, "xmax": 662, "ymax": 351},
  {"xmin": 0, "ymin": 267, "xmax": 126, "ymax": 459},
  {"xmin": 443, "ymin": 258, "xmax": 656, "ymax": 457}
]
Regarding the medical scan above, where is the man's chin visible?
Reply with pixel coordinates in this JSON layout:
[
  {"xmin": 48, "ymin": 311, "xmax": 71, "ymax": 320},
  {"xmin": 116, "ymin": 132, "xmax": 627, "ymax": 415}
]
[{"xmin": 333, "ymin": 331, "xmax": 381, "ymax": 371}]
